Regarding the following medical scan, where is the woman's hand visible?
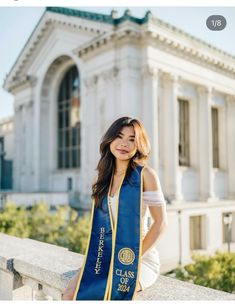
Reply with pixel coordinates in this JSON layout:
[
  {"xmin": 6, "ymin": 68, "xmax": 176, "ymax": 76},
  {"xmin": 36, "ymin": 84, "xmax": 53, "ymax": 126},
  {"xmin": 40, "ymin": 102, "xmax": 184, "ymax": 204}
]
[{"xmin": 141, "ymin": 205, "xmax": 167, "ymax": 255}]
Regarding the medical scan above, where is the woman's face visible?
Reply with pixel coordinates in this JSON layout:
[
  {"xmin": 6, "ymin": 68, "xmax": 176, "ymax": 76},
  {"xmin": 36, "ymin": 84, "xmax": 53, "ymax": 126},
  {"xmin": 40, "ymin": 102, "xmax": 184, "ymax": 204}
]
[{"xmin": 110, "ymin": 126, "xmax": 137, "ymax": 161}]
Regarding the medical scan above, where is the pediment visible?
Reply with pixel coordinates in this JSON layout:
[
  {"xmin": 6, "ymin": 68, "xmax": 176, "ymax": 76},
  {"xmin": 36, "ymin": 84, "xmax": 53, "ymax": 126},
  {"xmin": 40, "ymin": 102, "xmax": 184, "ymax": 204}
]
[{"xmin": 4, "ymin": 7, "xmax": 113, "ymax": 92}]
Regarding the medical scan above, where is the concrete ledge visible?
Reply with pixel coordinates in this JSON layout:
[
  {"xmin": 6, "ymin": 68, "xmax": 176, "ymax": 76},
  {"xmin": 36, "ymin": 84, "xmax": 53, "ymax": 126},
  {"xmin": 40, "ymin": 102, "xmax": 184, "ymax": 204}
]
[
  {"xmin": 0, "ymin": 233, "xmax": 235, "ymax": 300},
  {"xmin": 136, "ymin": 275, "xmax": 235, "ymax": 300}
]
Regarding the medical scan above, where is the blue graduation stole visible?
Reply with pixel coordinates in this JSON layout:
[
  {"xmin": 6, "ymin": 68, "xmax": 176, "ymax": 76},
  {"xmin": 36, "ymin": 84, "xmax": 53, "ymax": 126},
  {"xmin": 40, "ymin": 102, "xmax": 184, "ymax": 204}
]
[{"xmin": 73, "ymin": 165, "xmax": 144, "ymax": 300}]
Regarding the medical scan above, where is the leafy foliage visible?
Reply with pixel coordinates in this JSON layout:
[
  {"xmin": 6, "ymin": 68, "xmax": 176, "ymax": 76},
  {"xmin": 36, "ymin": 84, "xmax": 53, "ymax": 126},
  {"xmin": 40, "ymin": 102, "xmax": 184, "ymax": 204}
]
[
  {"xmin": 0, "ymin": 202, "xmax": 91, "ymax": 255},
  {"xmin": 167, "ymin": 251, "xmax": 235, "ymax": 294},
  {"xmin": 0, "ymin": 202, "xmax": 30, "ymax": 237}
]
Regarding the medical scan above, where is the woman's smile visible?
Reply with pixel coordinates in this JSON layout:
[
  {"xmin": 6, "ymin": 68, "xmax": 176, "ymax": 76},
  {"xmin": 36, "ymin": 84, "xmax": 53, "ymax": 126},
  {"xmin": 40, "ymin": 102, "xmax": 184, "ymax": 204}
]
[{"xmin": 116, "ymin": 148, "xmax": 129, "ymax": 154}]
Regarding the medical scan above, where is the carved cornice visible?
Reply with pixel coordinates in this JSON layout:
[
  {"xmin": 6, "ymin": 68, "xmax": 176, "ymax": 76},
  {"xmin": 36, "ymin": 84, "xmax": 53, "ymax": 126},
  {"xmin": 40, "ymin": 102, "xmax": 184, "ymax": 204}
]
[
  {"xmin": 4, "ymin": 7, "xmax": 235, "ymax": 94},
  {"xmin": 5, "ymin": 75, "xmax": 37, "ymax": 93},
  {"xmin": 75, "ymin": 22, "xmax": 235, "ymax": 78},
  {"xmin": 150, "ymin": 17, "xmax": 235, "ymax": 63},
  {"xmin": 7, "ymin": 76, "xmax": 27, "ymax": 92},
  {"xmin": 74, "ymin": 29, "xmax": 142, "ymax": 58},
  {"xmin": 145, "ymin": 29, "xmax": 235, "ymax": 78}
]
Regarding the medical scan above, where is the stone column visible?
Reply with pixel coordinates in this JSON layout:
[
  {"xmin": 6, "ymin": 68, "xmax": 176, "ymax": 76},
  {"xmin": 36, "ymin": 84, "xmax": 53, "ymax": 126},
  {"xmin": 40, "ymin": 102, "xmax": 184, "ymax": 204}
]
[
  {"xmin": 96, "ymin": 74, "xmax": 103, "ymax": 154},
  {"xmin": 0, "ymin": 270, "xmax": 13, "ymax": 300},
  {"xmin": 197, "ymin": 86, "xmax": 214, "ymax": 201},
  {"xmin": 226, "ymin": 95, "xmax": 235, "ymax": 199},
  {"xmin": 33, "ymin": 80, "xmax": 40, "ymax": 191},
  {"xmin": 162, "ymin": 73, "xmax": 182, "ymax": 201},
  {"xmin": 79, "ymin": 75, "xmax": 98, "ymax": 206},
  {"xmin": 141, "ymin": 65, "xmax": 159, "ymax": 172},
  {"xmin": 13, "ymin": 105, "xmax": 21, "ymax": 191},
  {"xmin": 100, "ymin": 67, "xmax": 119, "ymax": 133},
  {"xmin": 25, "ymin": 100, "xmax": 34, "ymax": 191},
  {"xmin": 18, "ymin": 104, "xmax": 26, "ymax": 191}
]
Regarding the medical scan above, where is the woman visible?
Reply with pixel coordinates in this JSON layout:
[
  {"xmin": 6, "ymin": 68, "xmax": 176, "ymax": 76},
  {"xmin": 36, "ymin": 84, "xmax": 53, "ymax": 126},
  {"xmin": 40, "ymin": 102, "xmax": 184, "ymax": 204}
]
[{"xmin": 62, "ymin": 116, "xmax": 168, "ymax": 300}]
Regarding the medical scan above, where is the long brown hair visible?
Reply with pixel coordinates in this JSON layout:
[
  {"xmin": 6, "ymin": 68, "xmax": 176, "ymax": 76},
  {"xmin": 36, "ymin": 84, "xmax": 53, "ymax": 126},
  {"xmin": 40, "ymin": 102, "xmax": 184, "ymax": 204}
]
[{"xmin": 92, "ymin": 117, "xmax": 151, "ymax": 208}]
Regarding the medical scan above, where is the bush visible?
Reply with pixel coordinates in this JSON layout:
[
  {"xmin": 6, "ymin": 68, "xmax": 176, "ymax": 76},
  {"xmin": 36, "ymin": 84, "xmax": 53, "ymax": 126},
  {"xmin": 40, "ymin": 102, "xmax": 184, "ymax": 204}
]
[
  {"xmin": 65, "ymin": 209, "xmax": 91, "ymax": 254},
  {"xmin": 0, "ymin": 202, "xmax": 30, "ymax": 237},
  {"xmin": 0, "ymin": 202, "xmax": 91, "ymax": 255},
  {"xmin": 167, "ymin": 251, "xmax": 235, "ymax": 294}
]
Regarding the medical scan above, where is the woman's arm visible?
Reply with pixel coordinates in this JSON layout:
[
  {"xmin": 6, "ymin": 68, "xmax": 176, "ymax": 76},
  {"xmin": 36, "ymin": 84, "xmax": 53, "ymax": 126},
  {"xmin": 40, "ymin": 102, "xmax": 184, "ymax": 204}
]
[{"xmin": 141, "ymin": 166, "xmax": 168, "ymax": 256}]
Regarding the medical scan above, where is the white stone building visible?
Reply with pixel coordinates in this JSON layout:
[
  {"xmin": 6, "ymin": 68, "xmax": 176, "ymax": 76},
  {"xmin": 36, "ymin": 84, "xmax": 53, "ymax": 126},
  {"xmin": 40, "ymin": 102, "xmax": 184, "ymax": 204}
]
[{"xmin": 2, "ymin": 7, "xmax": 235, "ymax": 271}]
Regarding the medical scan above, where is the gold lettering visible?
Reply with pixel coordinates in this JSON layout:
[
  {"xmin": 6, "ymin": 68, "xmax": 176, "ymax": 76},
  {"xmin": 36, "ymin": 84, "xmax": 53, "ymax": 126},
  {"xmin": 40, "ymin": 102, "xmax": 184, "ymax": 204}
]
[
  {"xmin": 115, "ymin": 269, "xmax": 135, "ymax": 279},
  {"xmin": 97, "ymin": 257, "xmax": 102, "ymax": 263},
  {"xmin": 120, "ymin": 277, "xmax": 129, "ymax": 285},
  {"xmin": 116, "ymin": 269, "xmax": 122, "ymax": 276},
  {"xmin": 98, "ymin": 245, "xmax": 104, "ymax": 252},
  {"xmin": 94, "ymin": 227, "xmax": 105, "ymax": 274},
  {"xmin": 117, "ymin": 284, "xmax": 130, "ymax": 292},
  {"xmin": 95, "ymin": 268, "xmax": 101, "ymax": 274}
]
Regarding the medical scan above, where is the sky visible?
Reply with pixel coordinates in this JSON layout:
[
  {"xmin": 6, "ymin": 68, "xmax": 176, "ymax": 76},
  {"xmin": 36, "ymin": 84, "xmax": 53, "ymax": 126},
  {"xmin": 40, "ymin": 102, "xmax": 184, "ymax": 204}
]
[{"xmin": 0, "ymin": 6, "xmax": 235, "ymax": 120}]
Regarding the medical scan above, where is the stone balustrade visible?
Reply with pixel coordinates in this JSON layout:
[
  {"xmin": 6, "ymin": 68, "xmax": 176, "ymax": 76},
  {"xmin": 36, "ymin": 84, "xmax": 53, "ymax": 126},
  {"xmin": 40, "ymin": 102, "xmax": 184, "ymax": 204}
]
[{"xmin": 0, "ymin": 233, "xmax": 234, "ymax": 300}]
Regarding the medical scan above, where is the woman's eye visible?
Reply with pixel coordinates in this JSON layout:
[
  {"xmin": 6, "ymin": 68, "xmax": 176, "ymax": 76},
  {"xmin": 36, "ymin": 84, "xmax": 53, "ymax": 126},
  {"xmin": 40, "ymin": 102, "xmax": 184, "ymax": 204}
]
[
  {"xmin": 129, "ymin": 139, "xmax": 135, "ymax": 142},
  {"xmin": 117, "ymin": 135, "xmax": 122, "ymax": 138}
]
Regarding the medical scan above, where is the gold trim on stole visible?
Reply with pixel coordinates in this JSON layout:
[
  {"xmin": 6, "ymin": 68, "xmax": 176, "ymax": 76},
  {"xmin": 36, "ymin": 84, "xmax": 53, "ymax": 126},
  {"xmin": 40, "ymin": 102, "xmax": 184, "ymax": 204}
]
[
  {"xmin": 104, "ymin": 172, "xmax": 126, "ymax": 301},
  {"xmin": 132, "ymin": 165, "xmax": 144, "ymax": 299},
  {"xmin": 103, "ymin": 171, "xmax": 115, "ymax": 300},
  {"xmin": 104, "ymin": 170, "xmax": 126, "ymax": 300},
  {"xmin": 72, "ymin": 199, "xmax": 95, "ymax": 300}
]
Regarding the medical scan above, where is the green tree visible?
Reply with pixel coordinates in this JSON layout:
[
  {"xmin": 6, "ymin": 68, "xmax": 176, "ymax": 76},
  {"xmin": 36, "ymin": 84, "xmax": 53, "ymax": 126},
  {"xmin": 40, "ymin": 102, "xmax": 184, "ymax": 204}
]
[
  {"xmin": 27, "ymin": 201, "xmax": 68, "ymax": 244},
  {"xmin": 0, "ymin": 202, "xmax": 30, "ymax": 237},
  {"xmin": 0, "ymin": 202, "xmax": 91, "ymax": 255},
  {"xmin": 65, "ymin": 209, "xmax": 91, "ymax": 254},
  {"xmin": 167, "ymin": 251, "xmax": 235, "ymax": 293}
]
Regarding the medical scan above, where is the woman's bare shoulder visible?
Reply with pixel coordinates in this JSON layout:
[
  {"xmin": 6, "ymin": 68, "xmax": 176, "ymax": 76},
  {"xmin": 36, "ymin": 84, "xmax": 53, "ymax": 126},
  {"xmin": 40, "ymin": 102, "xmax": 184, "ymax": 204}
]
[{"xmin": 142, "ymin": 165, "xmax": 160, "ymax": 191}]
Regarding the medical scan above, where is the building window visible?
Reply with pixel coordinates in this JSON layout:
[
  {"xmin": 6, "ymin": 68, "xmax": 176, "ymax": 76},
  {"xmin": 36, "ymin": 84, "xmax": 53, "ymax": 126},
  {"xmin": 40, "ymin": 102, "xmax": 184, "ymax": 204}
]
[
  {"xmin": 0, "ymin": 137, "xmax": 13, "ymax": 190},
  {"xmin": 178, "ymin": 99, "xmax": 190, "ymax": 166},
  {"xmin": 190, "ymin": 215, "xmax": 204, "ymax": 250},
  {"xmin": 57, "ymin": 66, "xmax": 81, "ymax": 169},
  {"xmin": 212, "ymin": 107, "xmax": 219, "ymax": 168}
]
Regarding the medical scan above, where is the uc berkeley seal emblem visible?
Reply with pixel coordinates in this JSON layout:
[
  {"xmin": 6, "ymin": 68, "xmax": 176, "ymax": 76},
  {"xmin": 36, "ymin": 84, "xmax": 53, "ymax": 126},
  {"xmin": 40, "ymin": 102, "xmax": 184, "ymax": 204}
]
[{"xmin": 118, "ymin": 248, "xmax": 135, "ymax": 265}]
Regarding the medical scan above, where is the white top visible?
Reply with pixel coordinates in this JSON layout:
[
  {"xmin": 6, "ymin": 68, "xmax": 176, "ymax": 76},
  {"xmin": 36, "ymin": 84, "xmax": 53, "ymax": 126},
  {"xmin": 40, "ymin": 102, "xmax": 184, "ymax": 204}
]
[{"xmin": 108, "ymin": 190, "xmax": 167, "ymax": 237}]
